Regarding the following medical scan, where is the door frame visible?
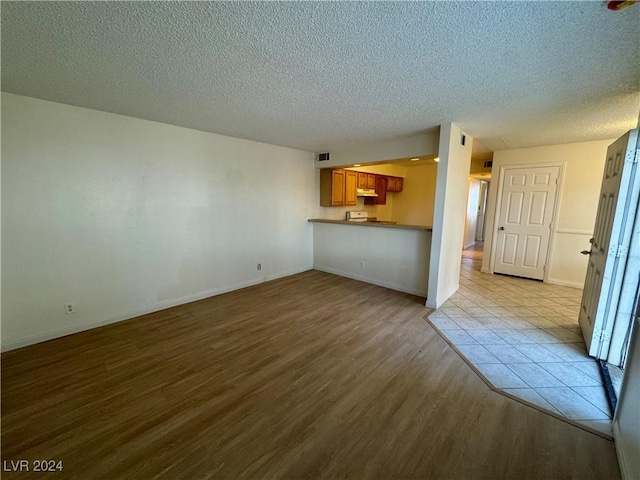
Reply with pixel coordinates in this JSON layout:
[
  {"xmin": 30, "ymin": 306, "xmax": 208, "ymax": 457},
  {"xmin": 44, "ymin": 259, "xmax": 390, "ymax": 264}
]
[
  {"xmin": 475, "ymin": 180, "xmax": 489, "ymax": 242},
  {"xmin": 488, "ymin": 162, "xmax": 566, "ymax": 283}
]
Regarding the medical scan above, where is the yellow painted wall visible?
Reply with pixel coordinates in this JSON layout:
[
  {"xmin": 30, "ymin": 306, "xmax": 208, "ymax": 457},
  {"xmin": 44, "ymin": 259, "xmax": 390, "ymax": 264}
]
[{"xmin": 392, "ymin": 164, "xmax": 438, "ymax": 227}]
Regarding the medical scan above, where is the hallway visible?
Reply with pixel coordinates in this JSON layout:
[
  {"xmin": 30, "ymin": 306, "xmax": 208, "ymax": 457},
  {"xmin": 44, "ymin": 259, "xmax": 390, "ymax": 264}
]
[
  {"xmin": 427, "ymin": 257, "xmax": 612, "ymax": 437},
  {"xmin": 461, "ymin": 241, "xmax": 484, "ymax": 260}
]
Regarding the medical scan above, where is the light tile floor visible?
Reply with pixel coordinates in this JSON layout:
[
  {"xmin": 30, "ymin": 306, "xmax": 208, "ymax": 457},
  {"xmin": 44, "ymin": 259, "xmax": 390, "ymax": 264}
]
[{"xmin": 427, "ymin": 257, "xmax": 612, "ymax": 437}]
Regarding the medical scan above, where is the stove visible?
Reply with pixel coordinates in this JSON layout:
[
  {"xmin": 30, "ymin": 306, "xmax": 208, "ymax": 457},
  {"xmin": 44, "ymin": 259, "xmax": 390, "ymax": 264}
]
[{"xmin": 346, "ymin": 211, "xmax": 369, "ymax": 222}]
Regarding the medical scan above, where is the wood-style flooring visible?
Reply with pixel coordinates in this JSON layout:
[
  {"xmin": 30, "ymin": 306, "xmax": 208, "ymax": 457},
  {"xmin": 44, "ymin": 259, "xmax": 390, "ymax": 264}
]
[
  {"xmin": 1, "ymin": 270, "xmax": 620, "ymax": 479},
  {"xmin": 462, "ymin": 241, "xmax": 484, "ymax": 260}
]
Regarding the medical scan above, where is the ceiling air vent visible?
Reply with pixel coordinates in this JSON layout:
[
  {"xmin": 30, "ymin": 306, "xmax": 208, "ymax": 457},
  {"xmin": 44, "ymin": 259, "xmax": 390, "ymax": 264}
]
[
  {"xmin": 318, "ymin": 152, "xmax": 330, "ymax": 162},
  {"xmin": 483, "ymin": 160, "xmax": 493, "ymax": 168}
]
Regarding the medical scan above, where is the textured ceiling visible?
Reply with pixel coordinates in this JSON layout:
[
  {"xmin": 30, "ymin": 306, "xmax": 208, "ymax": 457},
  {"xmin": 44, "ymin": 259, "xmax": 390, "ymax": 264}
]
[{"xmin": 2, "ymin": 1, "xmax": 639, "ymax": 153}]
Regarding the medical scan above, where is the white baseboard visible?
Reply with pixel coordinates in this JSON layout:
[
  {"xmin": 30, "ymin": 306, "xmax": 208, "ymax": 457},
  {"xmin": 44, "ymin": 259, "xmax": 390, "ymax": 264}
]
[
  {"xmin": 612, "ymin": 421, "xmax": 632, "ymax": 480},
  {"xmin": 546, "ymin": 277, "xmax": 584, "ymax": 289},
  {"xmin": 426, "ymin": 283, "xmax": 460, "ymax": 308},
  {"xmin": 1, "ymin": 268, "xmax": 312, "ymax": 352},
  {"xmin": 313, "ymin": 265, "xmax": 426, "ymax": 297}
]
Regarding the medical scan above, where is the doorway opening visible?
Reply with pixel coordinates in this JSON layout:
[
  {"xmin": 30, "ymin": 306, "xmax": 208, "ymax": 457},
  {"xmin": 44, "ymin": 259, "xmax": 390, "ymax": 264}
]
[
  {"xmin": 462, "ymin": 180, "xmax": 488, "ymax": 261},
  {"xmin": 463, "ymin": 142, "xmax": 492, "ymax": 262}
]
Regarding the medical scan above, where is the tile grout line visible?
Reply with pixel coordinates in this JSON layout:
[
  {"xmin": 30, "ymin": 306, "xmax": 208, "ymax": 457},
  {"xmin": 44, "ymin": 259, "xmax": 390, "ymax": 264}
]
[
  {"xmin": 424, "ymin": 314, "xmax": 613, "ymax": 440},
  {"xmin": 425, "ymin": 257, "xmax": 613, "ymax": 438}
]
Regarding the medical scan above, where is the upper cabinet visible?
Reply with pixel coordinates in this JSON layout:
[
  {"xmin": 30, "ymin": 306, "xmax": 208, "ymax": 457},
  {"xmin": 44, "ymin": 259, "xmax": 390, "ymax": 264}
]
[
  {"xmin": 364, "ymin": 175, "xmax": 388, "ymax": 205},
  {"xmin": 357, "ymin": 172, "xmax": 367, "ymax": 189},
  {"xmin": 320, "ymin": 169, "xmax": 357, "ymax": 206},
  {"xmin": 387, "ymin": 176, "xmax": 404, "ymax": 192},
  {"xmin": 320, "ymin": 168, "xmax": 402, "ymax": 207},
  {"xmin": 367, "ymin": 173, "xmax": 376, "ymax": 189},
  {"xmin": 345, "ymin": 170, "xmax": 357, "ymax": 206},
  {"xmin": 357, "ymin": 172, "xmax": 376, "ymax": 189}
]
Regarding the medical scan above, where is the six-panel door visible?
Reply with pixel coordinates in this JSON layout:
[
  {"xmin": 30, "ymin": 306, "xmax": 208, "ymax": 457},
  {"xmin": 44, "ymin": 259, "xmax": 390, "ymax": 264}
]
[{"xmin": 493, "ymin": 165, "xmax": 560, "ymax": 280}]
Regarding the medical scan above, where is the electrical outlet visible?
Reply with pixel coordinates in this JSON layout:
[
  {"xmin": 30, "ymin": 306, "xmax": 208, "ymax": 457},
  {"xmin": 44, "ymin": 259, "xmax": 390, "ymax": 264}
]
[
  {"xmin": 257, "ymin": 263, "xmax": 262, "ymax": 271},
  {"xmin": 360, "ymin": 261, "xmax": 365, "ymax": 268},
  {"xmin": 64, "ymin": 303, "xmax": 75, "ymax": 314}
]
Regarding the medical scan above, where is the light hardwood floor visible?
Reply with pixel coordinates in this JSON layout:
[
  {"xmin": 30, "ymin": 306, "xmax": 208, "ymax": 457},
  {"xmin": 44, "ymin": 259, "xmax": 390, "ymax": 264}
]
[
  {"xmin": 462, "ymin": 241, "xmax": 484, "ymax": 260},
  {"xmin": 1, "ymin": 271, "xmax": 620, "ymax": 479}
]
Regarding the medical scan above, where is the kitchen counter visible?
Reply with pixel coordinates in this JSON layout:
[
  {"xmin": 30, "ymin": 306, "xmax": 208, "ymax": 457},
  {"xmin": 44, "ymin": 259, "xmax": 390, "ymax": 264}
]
[
  {"xmin": 308, "ymin": 218, "xmax": 432, "ymax": 232},
  {"xmin": 309, "ymin": 219, "xmax": 431, "ymax": 297}
]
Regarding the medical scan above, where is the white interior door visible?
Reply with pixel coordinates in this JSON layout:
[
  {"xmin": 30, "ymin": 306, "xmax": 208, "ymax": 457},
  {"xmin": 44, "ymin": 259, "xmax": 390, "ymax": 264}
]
[
  {"xmin": 579, "ymin": 129, "xmax": 640, "ymax": 360},
  {"xmin": 494, "ymin": 165, "xmax": 560, "ymax": 280}
]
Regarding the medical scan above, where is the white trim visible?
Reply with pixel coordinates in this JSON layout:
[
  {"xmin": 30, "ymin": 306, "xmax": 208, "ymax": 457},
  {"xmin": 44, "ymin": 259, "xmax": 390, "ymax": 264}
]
[
  {"xmin": 426, "ymin": 283, "xmax": 460, "ymax": 308},
  {"xmin": 555, "ymin": 228, "xmax": 593, "ymax": 236},
  {"xmin": 489, "ymin": 162, "xmax": 565, "ymax": 283},
  {"xmin": 487, "ymin": 165, "xmax": 506, "ymax": 274},
  {"xmin": 313, "ymin": 265, "xmax": 427, "ymax": 297},
  {"xmin": 545, "ymin": 163, "xmax": 565, "ymax": 283},
  {"xmin": 613, "ymin": 421, "xmax": 632, "ymax": 480},
  {"xmin": 546, "ymin": 277, "xmax": 584, "ymax": 289},
  {"xmin": 1, "ymin": 268, "xmax": 312, "ymax": 352}
]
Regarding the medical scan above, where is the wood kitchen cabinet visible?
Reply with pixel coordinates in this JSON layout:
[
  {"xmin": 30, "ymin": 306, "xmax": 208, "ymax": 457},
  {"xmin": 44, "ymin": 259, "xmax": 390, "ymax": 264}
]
[
  {"xmin": 345, "ymin": 170, "xmax": 357, "ymax": 206},
  {"xmin": 320, "ymin": 168, "xmax": 357, "ymax": 206},
  {"xmin": 366, "ymin": 173, "xmax": 376, "ymax": 189},
  {"xmin": 387, "ymin": 176, "xmax": 404, "ymax": 192},
  {"xmin": 364, "ymin": 175, "xmax": 388, "ymax": 205},
  {"xmin": 357, "ymin": 172, "xmax": 377, "ymax": 190}
]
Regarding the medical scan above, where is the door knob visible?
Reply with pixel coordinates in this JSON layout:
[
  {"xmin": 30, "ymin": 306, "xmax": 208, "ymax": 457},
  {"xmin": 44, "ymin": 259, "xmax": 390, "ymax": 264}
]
[
  {"xmin": 499, "ymin": 226, "xmax": 505, "ymax": 231},
  {"xmin": 581, "ymin": 250, "xmax": 592, "ymax": 256}
]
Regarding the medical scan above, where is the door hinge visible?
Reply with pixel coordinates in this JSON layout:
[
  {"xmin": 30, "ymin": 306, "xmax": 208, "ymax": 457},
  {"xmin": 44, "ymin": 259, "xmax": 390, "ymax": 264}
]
[
  {"xmin": 593, "ymin": 329, "xmax": 612, "ymax": 343},
  {"xmin": 633, "ymin": 149, "xmax": 640, "ymax": 164},
  {"xmin": 608, "ymin": 244, "xmax": 628, "ymax": 258}
]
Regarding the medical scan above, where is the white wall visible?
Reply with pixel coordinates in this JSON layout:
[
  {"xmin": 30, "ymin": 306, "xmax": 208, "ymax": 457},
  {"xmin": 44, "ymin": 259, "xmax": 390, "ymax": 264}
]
[
  {"xmin": 482, "ymin": 139, "xmax": 614, "ymax": 288},
  {"xmin": 1, "ymin": 93, "xmax": 316, "ymax": 350},
  {"xmin": 314, "ymin": 129, "xmax": 439, "ymax": 169},
  {"xmin": 463, "ymin": 179, "xmax": 481, "ymax": 249},
  {"xmin": 427, "ymin": 123, "xmax": 473, "ymax": 308},
  {"xmin": 312, "ymin": 222, "xmax": 431, "ymax": 297},
  {"xmin": 613, "ymin": 318, "xmax": 640, "ymax": 480}
]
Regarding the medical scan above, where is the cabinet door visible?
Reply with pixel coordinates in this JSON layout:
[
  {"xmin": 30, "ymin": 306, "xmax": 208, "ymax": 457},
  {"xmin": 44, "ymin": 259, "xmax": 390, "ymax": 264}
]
[
  {"xmin": 376, "ymin": 175, "xmax": 388, "ymax": 204},
  {"xmin": 357, "ymin": 172, "xmax": 367, "ymax": 189},
  {"xmin": 331, "ymin": 170, "xmax": 346, "ymax": 206},
  {"xmin": 386, "ymin": 177, "xmax": 404, "ymax": 192},
  {"xmin": 366, "ymin": 174, "xmax": 376, "ymax": 189},
  {"xmin": 345, "ymin": 171, "xmax": 357, "ymax": 206},
  {"xmin": 365, "ymin": 175, "xmax": 388, "ymax": 205},
  {"xmin": 387, "ymin": 177, "xmax": 396, "ymax": 191}
]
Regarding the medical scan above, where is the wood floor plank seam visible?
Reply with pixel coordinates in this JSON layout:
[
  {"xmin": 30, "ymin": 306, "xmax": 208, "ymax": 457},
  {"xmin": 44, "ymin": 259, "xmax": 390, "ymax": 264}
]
[
  {"xmin": 1, "ymin": 270, "xmax": 621, "ymax": 479},
  {"xmin": 423, "ymin": 314, "xmax": 613, "ymax": 441}
]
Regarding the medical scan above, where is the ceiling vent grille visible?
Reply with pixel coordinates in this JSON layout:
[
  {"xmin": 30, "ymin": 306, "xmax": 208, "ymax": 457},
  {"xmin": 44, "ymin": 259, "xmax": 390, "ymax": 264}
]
[{"xmin": 318, "ymin": 153, "xmax": 330, "ymax": 162}]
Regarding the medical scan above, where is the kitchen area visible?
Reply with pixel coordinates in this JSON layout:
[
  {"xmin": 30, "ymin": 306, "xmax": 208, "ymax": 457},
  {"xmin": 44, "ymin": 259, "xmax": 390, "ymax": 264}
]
[{"xmin": 309, "ymin": 159, "xmax": 437, "ymax": 298}]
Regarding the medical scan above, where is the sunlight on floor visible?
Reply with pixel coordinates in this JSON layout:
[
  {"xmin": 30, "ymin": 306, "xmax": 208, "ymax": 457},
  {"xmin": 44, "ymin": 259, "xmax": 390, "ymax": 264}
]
[{"xmin": 462, "ymin": 241, "xmax": 483, "ymax": 260}]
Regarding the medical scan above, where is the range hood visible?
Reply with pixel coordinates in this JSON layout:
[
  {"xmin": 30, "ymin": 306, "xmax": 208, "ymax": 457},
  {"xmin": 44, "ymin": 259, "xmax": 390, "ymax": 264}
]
[{"xmin": 356, "ymin": 188, "xmax": 378, "ymax": 197}]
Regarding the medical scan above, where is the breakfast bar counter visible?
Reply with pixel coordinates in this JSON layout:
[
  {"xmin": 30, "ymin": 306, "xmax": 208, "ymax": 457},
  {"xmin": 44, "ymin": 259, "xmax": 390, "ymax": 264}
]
[
  {"xmin": 309, "ymin": 218, "xmax": 431, "ymax": 297},
  {"xmin": 308, "ymin": 218, "xmax": 432, "ymax": 232}
]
